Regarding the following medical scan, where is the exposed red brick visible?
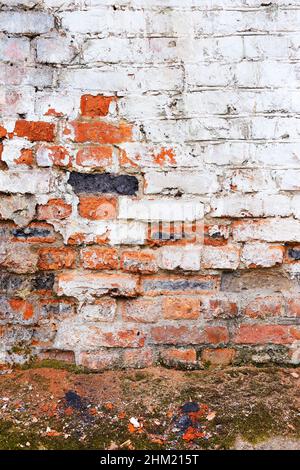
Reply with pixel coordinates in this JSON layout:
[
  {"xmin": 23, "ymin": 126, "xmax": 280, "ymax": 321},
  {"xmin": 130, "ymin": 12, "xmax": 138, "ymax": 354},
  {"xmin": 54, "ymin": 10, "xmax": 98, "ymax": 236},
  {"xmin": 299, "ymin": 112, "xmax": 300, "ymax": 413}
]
[
  {"xmin": 14, "ymin": 148, "xmax": 34, "ymax": 165},
  {"xmin": 102, "ymin": 328, "xmax": 145, "ymax": 348},
  {"xmin": 76, "ymin": 146, "xmax": 113, "ymax": 168},
  {"xmin": 0, "ymin": 125, "xmax": 7, "ymax": 139},
  {"xmin": 78, "ymin": 195, "xmax": 117, "ymax": 220},
  {"xmin": 80, "ymin": 95, "xmax": 116, "ymax": 117},
  {"xmin": 9, "ymin": 298, "xmax": 34, "ymax": 321},
  {"xmin": 41, "ymin": 145, "xmax": 71, "ymax": 167},
  {"xmin": 162, "ymin": 297, "xmax": 200, "ymax": 320},
  {"xmin": 150, "ymin": 325, "xmax": 228, "ymax": 345},
  {"xmin": 38, "ymin": 247, "xmax": 76, "ymax": 270},
  {"xmin": 153, "ymin": 148, "xmax": 176, "ymax": 166},
  {"xmin": 37, "ymin": 199, "xmax": 72, "ymax": 220},
  {"xmin": 80, "ymin": 247, "xmax": 119, "ymax": 270},
  {"xmin": 201, "ymin": 348, "xmax": 236, "ymax": 366},
  {"xmin": 285, "ymin": 296, "xmax": 300, "ymax": 317},
  {"xmin": 160, "ymin": 348, "xmax": 197, "ymax": 366},
  {"xmin": 38, "ymin": 350, "xmax": 75, "ymax": 363},
  {"xmin": 121, "ymin": 298, "xmax": 161, "ymax": 323},
  {"xmin": 123, "ymin": 348, "xmax": 154, "ymax": 368},
  {"xmin": 244, "ymin": 296, "xmax": 283, "ymax": 319},
  {"xmin": 233, "ymin": 324, "xmax": 291, "ymax": 345},
  {"xmin": 72, "ymin": 121, "xmax": 132, "ymax": 144},
  {"xmin": 203, "ymin": 298, "xmax": 238, "ymax": 319},
  {"xmin": 121, "ymin": 250, "xmax": 157, "ymax": 274},
  {"xmin": 14, "ymin": 120, "xmax": 55, "ymax": 142}
]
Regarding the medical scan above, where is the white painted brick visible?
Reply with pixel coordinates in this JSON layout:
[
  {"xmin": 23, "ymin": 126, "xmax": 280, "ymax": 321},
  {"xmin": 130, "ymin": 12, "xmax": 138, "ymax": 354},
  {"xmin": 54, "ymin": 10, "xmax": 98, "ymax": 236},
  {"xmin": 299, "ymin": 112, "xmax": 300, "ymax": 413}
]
[
  {"xmin": 79, "ymin": 299, "xmax": 117, "ymax": 322},
  {"xmin": 0, "ymin": 86, "xmax": 35, "ymax": 118},
  {"xmin": 60, "ymin": 9, "xmax": 146, "ymax": 35},
  {"xmin": 0, "ymin": 12, "xmax": 54, "ymax": 34},
  {"xmin": 59, "ymin": 66, "xmax": 183, "ymax": 92},
  {"xmin": 233, "ymin": 219, "xmax": 300, "ymax": 243},
  {"xmin": 244, "ymin": 35, "xmax": 290, "ymax": 60},
  {"xmin": 0, "ymin": 65, "xmax": 53, "ymax": 88},
  {"xmin": 158, "ymin": 246, "xmax": 201, "ymax": 271},
  {"xmin": 118, "ymin": 198, "xmax": 204, "ymax": 222},
  {"xmin": 0, "ymin": 37, "xmax": 30, "ymax": 63},
  {"xmin": 273, "ymin": 170, "xmax": 300, "ymax": 191},
  {"xmin": 0, "ymin": 170, "xmax": 55, "ymax": 194},
  {"xmin": 211, "ymin": 194, "xmax": 293, "ymax": 218},
  {"xmin": 109, "ymin": 221, "xmax": 147, "ymax": 245},
  {"xmin": 241, "ymin": 243, "xmax": 284, "ymax": 268},
  {"xmin": 1, "ymin": 138, "xmax": 34, "ymax": 168},
  {"xmin": 183, "ymin": 90, "xmax": 300, "ymax": 116},
  {"xmin": 202, "ymin": 245, "xmax": 240, "ymax": 270},
  {"xmin": 83, "ymin": 36, "xmax": 244, "ymax": 64},
  {"xmin": 144, "ymin": 170, "xmax": 219, "ymax": 194},
  {"xmin": 222, "ymin": 169, "xmax": 275, "ymax": 193},
  {"xmin": 35, "ymin": 92, "xmax": 78, "ymax": 118},
  {"xmin": 36, "ymin": 37, "xmax": 76, "ymax": 64}
]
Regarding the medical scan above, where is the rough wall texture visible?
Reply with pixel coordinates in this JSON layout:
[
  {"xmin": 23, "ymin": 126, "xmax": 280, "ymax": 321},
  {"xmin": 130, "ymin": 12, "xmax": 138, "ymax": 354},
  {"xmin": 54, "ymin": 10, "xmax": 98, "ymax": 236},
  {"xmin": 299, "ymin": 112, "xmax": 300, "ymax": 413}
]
[{"xmin": 0, "ymin": 0, "xmax": 300, "ymax": 370}]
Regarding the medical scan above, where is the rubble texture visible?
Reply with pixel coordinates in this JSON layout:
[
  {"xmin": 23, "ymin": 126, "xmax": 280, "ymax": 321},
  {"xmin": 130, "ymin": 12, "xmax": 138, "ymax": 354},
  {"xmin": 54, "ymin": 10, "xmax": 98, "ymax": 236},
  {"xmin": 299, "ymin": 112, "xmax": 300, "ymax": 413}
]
[{"xmin": 0, "ymin": 0, "xmax": 300, "ymax": 369}]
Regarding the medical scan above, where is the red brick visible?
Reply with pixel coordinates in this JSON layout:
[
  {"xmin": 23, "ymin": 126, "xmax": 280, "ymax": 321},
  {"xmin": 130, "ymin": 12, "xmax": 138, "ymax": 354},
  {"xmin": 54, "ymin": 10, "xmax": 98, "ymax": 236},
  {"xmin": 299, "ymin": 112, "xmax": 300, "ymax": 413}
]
[
  {"xmin": 14, "ymin": 148, "xmax": 34, "ymax": 165},
  {"xmin": 37, "ymin": 199, "xmax": 72, "ymax": 220},
  {"xmin": 38, "ymin": 247, "xmax": 76, "ymax": 270},
  {"xmin": 13, "ymin": 120, "xmax": 55, "ymax": 142},
  {"xmin": 78, "ymin": 350, "xmax": 121, "ymax": 370},
  {"xmin": 76, "ymin": 145, "xmax": 113, "ymax": 168},
  {"xmin": 150, "ymin": 325, "xmax": 228, "ymax": 345},
  {"xmin": 121, "ymin": 298, "xmax": 161, "ymax": 323},
  {"xmin": 0, "ymin": 125, "xmax": 7, "ymax": 139},
  {"xmin": 244, "ymin": 296, "xmax": 283, "ymax": 319},
  {"xmin": 78, "ymin": 195, "xmax": 117, "ymax": 220},
  {"xmin": 233, "ymin": 324, "xmax": 291, "ymax": 345},
  {"xmin": 37, "ymin": 350, "xmax": 75, "ymax": 363},
  {"xmin": 201, "ymin": 348, "xmax": 236, "ymax": 366},
  {"xmin": 123, "ymin": 348, "xmax": 154, "ymax": 368},
  {"xmin": 121, "ymin": 250, "xmax": 158, "ymax": 274},
  {"xmin": 162, "ymin": 297, "xmax": 200, "ymax": 320},
  {"xmin": 203, "ymin": 298, "xmax": 238, "ymax": 319},
  {"xmin": 72, "ymin": 120, "xmax": 132, "ymax": 144},
  {"xmin": 160, "ymin": 348, "xmax": 197, "ymax": 367},
  {"xmin": 101, "ymin": 328, "xmax": 145, "ymax": 348},
  {"xmin": 285, "ymin": 296, "xmax": 300, "ymax": 317},
  {"xmin": 80, "ymin": 95, "xmax": 116, "ymax": 117},
  {"xmin": 81, "ymin": 247, "xmax": 119, "ymax": 270}
]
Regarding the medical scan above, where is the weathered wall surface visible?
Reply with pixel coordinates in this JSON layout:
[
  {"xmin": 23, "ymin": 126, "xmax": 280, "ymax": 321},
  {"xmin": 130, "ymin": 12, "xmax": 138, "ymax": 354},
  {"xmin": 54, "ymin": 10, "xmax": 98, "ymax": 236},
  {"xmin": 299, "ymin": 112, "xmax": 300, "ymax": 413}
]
[{"xmin": 0, "ymin": 0, "xmax": 300, "ymax": 369}]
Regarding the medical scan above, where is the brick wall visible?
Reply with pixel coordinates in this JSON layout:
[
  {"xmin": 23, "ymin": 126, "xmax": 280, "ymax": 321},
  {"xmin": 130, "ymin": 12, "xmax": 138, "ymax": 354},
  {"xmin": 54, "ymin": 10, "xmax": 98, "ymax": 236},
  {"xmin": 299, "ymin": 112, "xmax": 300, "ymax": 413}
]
[{"xmin": 0, "ymin": 0, "xmax": 300, "ymax": 369}]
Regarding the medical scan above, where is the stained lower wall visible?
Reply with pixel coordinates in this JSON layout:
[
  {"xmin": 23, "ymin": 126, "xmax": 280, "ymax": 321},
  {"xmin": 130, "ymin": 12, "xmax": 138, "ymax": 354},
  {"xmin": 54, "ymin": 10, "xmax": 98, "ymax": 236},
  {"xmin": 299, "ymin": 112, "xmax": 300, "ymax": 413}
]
[{"xmin": 0, "ymin": 0, "xmax": 300, "ymax": 369}]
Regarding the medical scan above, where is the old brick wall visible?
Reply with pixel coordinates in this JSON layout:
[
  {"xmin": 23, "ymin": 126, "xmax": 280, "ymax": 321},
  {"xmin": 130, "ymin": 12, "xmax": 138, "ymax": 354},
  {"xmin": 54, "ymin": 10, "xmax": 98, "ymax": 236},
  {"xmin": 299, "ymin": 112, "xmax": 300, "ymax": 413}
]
[{"xmin": 0, "ymin": 0, "xmax": 300, "ymax": 370}]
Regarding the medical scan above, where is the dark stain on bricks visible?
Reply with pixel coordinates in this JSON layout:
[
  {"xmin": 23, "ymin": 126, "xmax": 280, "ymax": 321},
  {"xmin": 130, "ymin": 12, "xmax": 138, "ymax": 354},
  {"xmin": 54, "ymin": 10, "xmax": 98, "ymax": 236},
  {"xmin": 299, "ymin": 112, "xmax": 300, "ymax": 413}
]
[
  {"xmin": 0, "ymin": 273, "xmax": 54, "ymax": 293},
  {"xmin": 12, "ymin": 227, "xmax": 52, "ymax": 239},
  {"xmin": 68, "ymin": 172, "xmax": 139, "ymax": 195},
  {"xmin": 32, "ymin": 273, "xmax": 55, "ymax": 291},
  {"xmin": 143, "ymin": 279, "xmax": 215, "ymax": 292},
  {"xmin": 288, "ymin": 248, "xmax": 300, "ymax": 261},
  {"xmin": 0, "ymin": 273, "xmax": 28, "ymax": 293}
]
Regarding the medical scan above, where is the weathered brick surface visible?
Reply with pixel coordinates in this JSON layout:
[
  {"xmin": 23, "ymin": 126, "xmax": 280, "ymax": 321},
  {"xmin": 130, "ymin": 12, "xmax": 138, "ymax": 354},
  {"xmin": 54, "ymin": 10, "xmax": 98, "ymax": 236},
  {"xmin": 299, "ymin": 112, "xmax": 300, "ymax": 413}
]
[{"xmin": 0, "ymin": 0, "xmax": 299, "ymax": 369}]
